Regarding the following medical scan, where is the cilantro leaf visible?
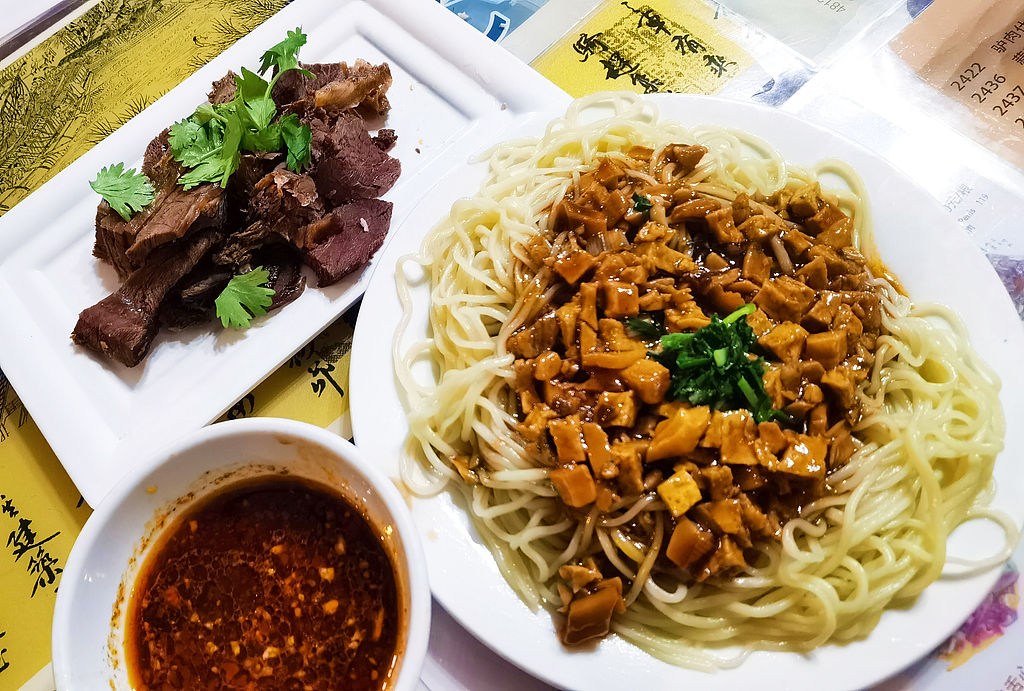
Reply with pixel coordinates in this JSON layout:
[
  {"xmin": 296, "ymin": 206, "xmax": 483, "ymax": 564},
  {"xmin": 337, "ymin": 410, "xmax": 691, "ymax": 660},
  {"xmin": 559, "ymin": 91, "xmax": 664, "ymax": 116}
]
[
  {"xmin": 90, "ymin": 163, "xmax": 155, "ymax": 221},
  {"xmin": 215, "ymin": 267, "xmax": 275, "ymax": 329},
  {"xmin": 234, "ymin": 67, "xmax": 272, "ymax": 103},
  {"xmin": 655, "ymin": 304, "xmax": 788, "ymax": 424},
  {"xmin": 280, "ymin": 113, "xmax": 312, "ymax": 172},
  {"xmin": 632, "ymin": 193, "xmax": 653, "ymax": 214},
  {"xmin": 169, "ymin": 115, "xmax": 224, "ymax": 168},
  {"xmin": 621, "ymin": 314, "xmax": 665, "ymax": 341},
  {"xmin": 172, "ymin": 30, "xmax": 315, "ymax": 190},
  {"xmin": 258, "ymin": 28, "xmax": 315, "ymax": 80}
]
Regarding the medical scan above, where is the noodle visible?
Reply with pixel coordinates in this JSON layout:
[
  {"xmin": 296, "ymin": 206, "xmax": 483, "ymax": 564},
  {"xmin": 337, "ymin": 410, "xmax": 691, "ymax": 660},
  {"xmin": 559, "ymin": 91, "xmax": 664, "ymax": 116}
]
[{"xmin": 393, "ymin": 92, "xmax": 1016, "ymax": 665}]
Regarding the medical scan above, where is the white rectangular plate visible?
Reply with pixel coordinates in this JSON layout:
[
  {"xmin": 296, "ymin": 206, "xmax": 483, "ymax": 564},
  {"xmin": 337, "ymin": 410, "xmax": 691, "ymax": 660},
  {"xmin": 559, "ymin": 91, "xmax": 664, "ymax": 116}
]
[{"xmin": 0, "ymin": 0, "xmax": 566, "ymax": 506}]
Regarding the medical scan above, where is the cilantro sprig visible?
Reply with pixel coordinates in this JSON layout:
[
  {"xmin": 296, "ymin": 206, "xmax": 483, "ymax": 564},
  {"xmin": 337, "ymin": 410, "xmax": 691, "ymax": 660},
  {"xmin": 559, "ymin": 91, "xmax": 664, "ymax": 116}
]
[
  {"xmin": 653, "ymin": 304, "xmax": 788, "ymax": 424},
  {"xmin": 169, "ymin": 28, "xmax": 315, "ymax": 190},
  {"xmin": 90, "ymin": 163, "xmax": 155, "ymax": 220},
  {"xmin": 632, "ymin": 193, "xmax": 653, "ymax": 214},
  {"xmin": 215, "ymin": 268, "xmax": 275, "ymax": 329}
]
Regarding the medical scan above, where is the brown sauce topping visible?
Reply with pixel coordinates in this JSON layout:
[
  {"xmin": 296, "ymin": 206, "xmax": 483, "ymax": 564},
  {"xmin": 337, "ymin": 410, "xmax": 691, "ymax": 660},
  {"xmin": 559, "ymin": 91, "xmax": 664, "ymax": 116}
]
[
  {"xmin": 126, "ymin": 479, "xmax": 400, "ymax": 691},
  {"xmin": 498, "ymin": 145, "xmax": 888, "ymax": 643}
]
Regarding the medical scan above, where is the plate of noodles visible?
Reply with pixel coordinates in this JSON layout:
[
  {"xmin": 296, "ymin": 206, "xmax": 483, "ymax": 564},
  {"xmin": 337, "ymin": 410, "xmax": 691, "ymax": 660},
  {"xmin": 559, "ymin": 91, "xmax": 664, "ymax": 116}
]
[{"xmin": 349, "ymin": 92, "xmax": 1024, "ymax": 690}]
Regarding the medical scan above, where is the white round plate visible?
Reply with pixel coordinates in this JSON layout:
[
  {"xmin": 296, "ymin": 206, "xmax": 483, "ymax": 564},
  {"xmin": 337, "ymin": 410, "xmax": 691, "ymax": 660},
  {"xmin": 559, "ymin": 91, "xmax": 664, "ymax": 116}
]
[{"xmin": 349, "ymin": 94, "xmax": 1024, "ymax": 691}]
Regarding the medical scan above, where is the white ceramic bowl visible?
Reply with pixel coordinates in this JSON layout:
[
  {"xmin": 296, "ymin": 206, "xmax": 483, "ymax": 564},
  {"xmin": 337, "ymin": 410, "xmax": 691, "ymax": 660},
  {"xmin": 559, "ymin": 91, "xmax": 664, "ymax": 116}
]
[{"xmin": 52, "ymin": 417, "xmax": 431, "ymax": 691}]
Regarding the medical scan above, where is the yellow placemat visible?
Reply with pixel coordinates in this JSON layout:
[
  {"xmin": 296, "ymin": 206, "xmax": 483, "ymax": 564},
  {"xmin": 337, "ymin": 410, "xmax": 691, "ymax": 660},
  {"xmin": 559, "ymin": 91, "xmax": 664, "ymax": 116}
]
[
  {"xmin": 532, "ymin": 0, "xmax": 754, "ymax": 97},
  {"xmin": 0, "ymin": 0, "xmax": 292, "ymax": 215},
  {"xmin": 0, "ymin": 396, "xmax": 89, "ymax": 691}
]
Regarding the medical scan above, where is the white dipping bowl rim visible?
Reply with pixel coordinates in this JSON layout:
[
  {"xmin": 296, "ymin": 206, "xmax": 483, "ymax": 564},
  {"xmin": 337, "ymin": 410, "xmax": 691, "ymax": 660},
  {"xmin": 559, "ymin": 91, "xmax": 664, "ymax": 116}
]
[{"xmin": 52, "ymin": 417, "xmax": 431, "ymax": 691}]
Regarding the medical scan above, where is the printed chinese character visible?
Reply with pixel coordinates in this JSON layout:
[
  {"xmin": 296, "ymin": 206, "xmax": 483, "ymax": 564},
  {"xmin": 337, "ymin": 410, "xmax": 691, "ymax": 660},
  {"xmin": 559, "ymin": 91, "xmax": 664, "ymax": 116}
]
[
  {"xmin": 671, "ymin": 33, "xmax": 705, "ymax": 55},
  {"xmin": 1013, "ymin": 50, "xmax": 1024, "ymax": 65},
  {"xmin": 703, "ymin": 54, "xmax": 736, "ymax": 77},
  {"xmin": 288, "ymin": 342, "xmax": 316, "ymax": 368},
  {"xmin": 573, "ymin": 32, "xmax": 607, "ymax": 62},
  {"xmin": 622, "ymin": 3, "xmax": 671, "ymax": 36},
  {"xmin": 993, "ymin": 39, "xmax": 1008, "ymax": 53},
  {"xmin": 600, "ymin": 51, "xmax": 638, "ymax": 80},
  {"xmin": 956, "ymin": 183, "xmax": 972, "ymax": 196},
  {"xmin": 225, "ymin": 393, "xmax": 255, "ymax": 420},
  {"xmin": 1006, "ymin": 29, "xmax": 1021, "ymax": 42},
  {"xmin": 308, "ymin": 361, "xmax": 344, "ymax": 398},
  {"xmin": 0, "ymin": 631, "xmax": 7, "ymax": 674},
  {"xmin": 0, "ymin": 496, "xmax": 16, "ymax": 518},
  {"xmin": 1004, "ymin": 676, "xmax": 1024, "ymax": 691},
  {"xmin": 28, "ymin": 546, "xmax": 63, "ymax": 597},
  {"xmin": 7, "ymin": 518, "xmax": 58, "ymax": 562},
  {"xmin": 630, "ymin": 71, "xmax": 664, "ymax": 94}
]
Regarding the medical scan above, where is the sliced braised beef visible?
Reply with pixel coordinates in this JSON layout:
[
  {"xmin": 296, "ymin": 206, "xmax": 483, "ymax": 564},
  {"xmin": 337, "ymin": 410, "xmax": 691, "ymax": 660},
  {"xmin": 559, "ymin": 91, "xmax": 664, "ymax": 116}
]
[
  {"xmin": 73, "ymin": 227, "xmax": 223, "ymax": 367},
  {"xmin": 304, "ymin": 199, "xmax": 392, "ymax": 286},
  {"xmin": 272, "ymin": 63, "xmax": 344, "ymax": 107},
  {"xmin": 308, "ymin": 60, "xmax": 393, "ymax": 116},
  {"xmin": 94, "ymin": 129, "xmax": 225, "ymax": 278},
  {"xmin": 273, "ymin": 60, "xmax": 394, "ymax": 117},
  {"xmin": 78, "ymin": 59, "xmax": 398, "ymax": 367},
  {"xmin": 309, "ymin": 113, "xmax": 400, "ymax": 204},
  {"xmin": 253, "ymin": 241, "xmax": 307, "ymax": 309},
  {"xmin": 158, "ymin": 255, "xmax": 234, "ymax": 330},
  {"xmin": 372, "ymin": 129, "xmax": 397, "ymax": 152},
  {"xmin": 214, "ymin": 170, "xmax": 323, "ymax": 266},
  {"xmin": 208, "ymin": 71, "xmax": 237, "ymax": 104}
]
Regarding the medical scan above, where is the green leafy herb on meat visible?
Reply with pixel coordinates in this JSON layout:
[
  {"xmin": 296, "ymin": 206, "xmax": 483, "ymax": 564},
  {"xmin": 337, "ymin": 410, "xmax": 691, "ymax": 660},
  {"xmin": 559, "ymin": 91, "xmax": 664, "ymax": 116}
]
[
  {"xmin": 258, "ymin": 28, "xmax": 315, "ymax": 78},
  {"xmin": 215, "ymin": 267, "xmax": 275, "ymax": 329},
  {"xmin": 654, "ymin": 304, "xmax": 788, "ymax": 424},
  {"xmin": 169, "ymin": 28, "xmax": 315, "ymax": 190},
  {"xmin": 89, "ymin": 163, "xmax": 156, "ymax": 220},
  {"xmin": 632, "ymin": 192, "xmax": 653, "ymax": 214}
]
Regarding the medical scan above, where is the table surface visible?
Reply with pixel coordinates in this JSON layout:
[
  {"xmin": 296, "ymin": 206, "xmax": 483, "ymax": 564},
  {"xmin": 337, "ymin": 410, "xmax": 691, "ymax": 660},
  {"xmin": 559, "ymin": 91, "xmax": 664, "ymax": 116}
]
[{"xmin": 1, "ymin": 1, "xmax": 1023, "ymax": 690}]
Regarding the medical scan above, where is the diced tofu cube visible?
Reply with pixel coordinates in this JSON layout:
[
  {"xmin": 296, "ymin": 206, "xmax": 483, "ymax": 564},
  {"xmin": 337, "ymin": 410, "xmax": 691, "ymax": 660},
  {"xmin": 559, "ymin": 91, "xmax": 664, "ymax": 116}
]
[
  {"xmin": 550, "ymin": 464, "xmax": 597, "ymax": 507},
  {"xmin": 706, "ymin": 207, "xmax": 744, "ymax": 244},
  {"xmin": 771, "ymin": 434, "xmax": 827, "ymax": 478},
  {"xmin": 554, "ymin": 243, "xmax": 598, "ymax": 284},
  {"xmin": 758, "ymin": 322, "xmax": 809, "ymax": 363},
  {"xmin": 665, "ymin": 518, "xmax": 714, "ymax": 569},
  {"xmin": 596, "ymin": 391, "xmax": 637, "ymax": 427},
  {"xmin": 821, "ymin": 364, "xmax": 857, "ymax": 408},
  {"xmin": 647, "ymin": 406, "xmax": 712, "ymax": 462},
  {"xmin": 549, "ymin": 415, "xmax": 586, "ymax": 463},
  {"xmin": 719, "ymin": 410, "xmax": 757, "ymax": 465},
  {"xmin": 705, "ymin": 498, "xmax": 744, "ymax": 534},
  {"xmin": 621, "ymin": 359, "xmax": 670, "ymax": 405},
  {"xmin": 601, "ymin": 281, "xmax": 640, "ymax": 318},
  {"xmin": 582, "ymin": 423, "xmax": 614, "ymax": 478},
  {"xmin": 804, "ymin": 330, "xmax": 847, "ymax": 370},
  {"xmin": 753, "ymin": 276, "xmax": 816, "ymax": 323},
  {"xmin": 657, "ymin": 469, "xmax": 703, "ymax": 518}
]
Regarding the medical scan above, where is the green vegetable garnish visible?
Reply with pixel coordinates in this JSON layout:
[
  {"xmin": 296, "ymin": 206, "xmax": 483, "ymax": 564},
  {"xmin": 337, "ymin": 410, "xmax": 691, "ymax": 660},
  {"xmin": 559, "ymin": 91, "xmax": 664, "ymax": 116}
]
[
  {"xmin": 621, "ymin": 313, "xmax": 666, "ymax": 341},
  {"xmin": 632, "ymin": 193, "xmax": 653, "ymax": 214},
  {"xmin": 654, "ymin": 303, "xmax": 788, "ymax": 424},
  {"xmin": 258, "ymin": 28, "xmax": 316, "ymax": 79},
  {"xmin": 214, "ymin": 267, "xmax": 275, "ymax": 329},
  {"xmin": 169, "ymin": 28, "xmax": 315, "ymax": 190},
  {"xmin": 89, "ymin": 163, "xmax": 155, "ymax": 220}
]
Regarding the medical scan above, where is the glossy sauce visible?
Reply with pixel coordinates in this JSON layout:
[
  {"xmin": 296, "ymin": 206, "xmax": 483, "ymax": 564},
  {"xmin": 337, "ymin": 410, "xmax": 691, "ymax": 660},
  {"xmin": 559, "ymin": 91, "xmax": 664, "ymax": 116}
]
[{"xmin": 126, "ymin": 480, "xmax": 400, "ymax": 691}]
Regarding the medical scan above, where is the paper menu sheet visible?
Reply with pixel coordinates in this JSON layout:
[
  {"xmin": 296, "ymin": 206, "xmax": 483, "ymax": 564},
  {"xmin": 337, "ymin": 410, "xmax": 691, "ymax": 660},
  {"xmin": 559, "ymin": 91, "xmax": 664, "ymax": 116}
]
[
  {"xmin": 891, "ymin": 0, "xmax": 1024, "ymax": 169},
  {"xmin": 715, "ymin": 0, "xmax": 903, "ymax": 64},
  {"xmin": 531, "ymin": 0, "xmax": 754, "ymax": 98}
]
